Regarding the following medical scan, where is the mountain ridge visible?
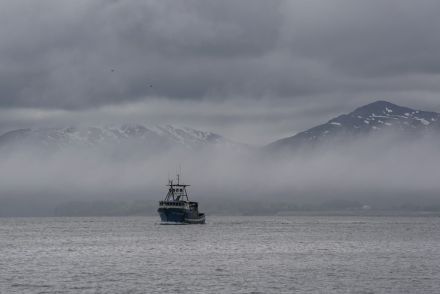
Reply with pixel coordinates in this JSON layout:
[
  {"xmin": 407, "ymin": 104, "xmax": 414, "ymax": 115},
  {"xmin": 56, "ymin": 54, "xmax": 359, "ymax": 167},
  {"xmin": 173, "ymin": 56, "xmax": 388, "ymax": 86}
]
[
  {"xmin": 0, "ymin": 124, "xmax": 241, "ymax": 154},
  {"xmin": 1, "ymin": 101, "xmax": 439, "ymax": 154},
  {"xmin": 266, "ymin": 100, "xmax": 440, "ymax": 151}
]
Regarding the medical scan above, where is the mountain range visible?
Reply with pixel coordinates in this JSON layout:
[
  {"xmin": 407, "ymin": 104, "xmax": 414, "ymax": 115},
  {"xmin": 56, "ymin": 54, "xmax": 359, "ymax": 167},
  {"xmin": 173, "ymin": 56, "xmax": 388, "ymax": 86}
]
[{"xmin": 0, "ymin": 101, "xmax": 438, "ymax": 154}]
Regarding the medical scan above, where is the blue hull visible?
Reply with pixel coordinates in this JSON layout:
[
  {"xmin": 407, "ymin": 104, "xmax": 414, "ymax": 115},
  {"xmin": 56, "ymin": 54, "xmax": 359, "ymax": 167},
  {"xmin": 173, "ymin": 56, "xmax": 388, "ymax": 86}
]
[
  {"xmin": 158, "ymin": 207, "xmax": 205, "ymax": 224},
  {"xmin": 158, "ymin": 208, "xmax": 186, "ymax": 223}
]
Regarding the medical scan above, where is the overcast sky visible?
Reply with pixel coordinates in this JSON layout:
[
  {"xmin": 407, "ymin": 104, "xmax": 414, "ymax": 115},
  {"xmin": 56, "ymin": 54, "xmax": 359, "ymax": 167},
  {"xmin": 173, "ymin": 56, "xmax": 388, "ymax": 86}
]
[{"xmin": 2, "ymin": 0, "xmax": 440, "ymax": 144}]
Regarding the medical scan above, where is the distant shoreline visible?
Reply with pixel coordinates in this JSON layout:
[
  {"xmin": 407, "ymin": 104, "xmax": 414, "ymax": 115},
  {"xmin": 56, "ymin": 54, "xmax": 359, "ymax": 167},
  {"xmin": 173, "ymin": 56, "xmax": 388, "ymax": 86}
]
[{"xmin": 1, "ymin": 210, "xmax": 440, "ymax": 218}]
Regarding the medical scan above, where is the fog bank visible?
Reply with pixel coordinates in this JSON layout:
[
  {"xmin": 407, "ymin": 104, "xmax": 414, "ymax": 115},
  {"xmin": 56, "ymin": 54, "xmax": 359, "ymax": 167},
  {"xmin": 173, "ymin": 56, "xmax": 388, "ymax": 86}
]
[{"xmin": 1, "ymin": 130, "xmax": 440, "ymax": 216}]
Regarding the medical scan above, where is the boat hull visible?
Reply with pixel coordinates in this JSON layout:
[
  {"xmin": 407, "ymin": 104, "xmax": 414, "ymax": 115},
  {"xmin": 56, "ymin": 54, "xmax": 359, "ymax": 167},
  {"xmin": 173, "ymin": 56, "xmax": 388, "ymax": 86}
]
[
  {"xmin": 158, "ymin": 207, "xmax": 186, "ymax": 223},
  {"xmin": 158, "ymin": 208, "xmax": 205, "ymax": 224}
]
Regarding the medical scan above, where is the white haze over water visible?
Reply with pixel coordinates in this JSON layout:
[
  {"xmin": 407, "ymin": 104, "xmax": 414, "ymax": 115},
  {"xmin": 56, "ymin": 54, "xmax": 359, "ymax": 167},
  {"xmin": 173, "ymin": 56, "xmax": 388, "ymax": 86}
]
[{"xmin": 1, "ymin": 130, "xmax": 440, "ymax": 216}]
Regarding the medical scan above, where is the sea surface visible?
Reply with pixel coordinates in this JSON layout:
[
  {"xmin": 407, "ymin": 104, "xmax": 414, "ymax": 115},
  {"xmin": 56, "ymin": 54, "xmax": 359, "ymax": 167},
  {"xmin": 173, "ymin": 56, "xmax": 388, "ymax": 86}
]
[{"xmin": 1, "ymin": 216, "xmax": 440, "ymax": 293}]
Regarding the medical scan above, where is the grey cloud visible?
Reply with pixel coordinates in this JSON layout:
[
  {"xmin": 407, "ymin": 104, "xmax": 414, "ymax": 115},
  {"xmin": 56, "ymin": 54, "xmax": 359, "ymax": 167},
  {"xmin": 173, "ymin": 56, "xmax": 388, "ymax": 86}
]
[
  {"xmin": 0, "ymin": 0, "xmax": 285, "ymax": 109},
  {"xmin": 284, "ymin": 0, "xmax": 440, "ymax": 77}
]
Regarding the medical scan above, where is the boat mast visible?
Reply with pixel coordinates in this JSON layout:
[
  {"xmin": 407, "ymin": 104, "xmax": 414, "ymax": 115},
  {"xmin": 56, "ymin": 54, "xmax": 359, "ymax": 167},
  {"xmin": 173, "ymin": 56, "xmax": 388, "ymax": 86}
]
[{"xmin": 164, "ymin": 170, "xmax": 190, "ymax": 202}]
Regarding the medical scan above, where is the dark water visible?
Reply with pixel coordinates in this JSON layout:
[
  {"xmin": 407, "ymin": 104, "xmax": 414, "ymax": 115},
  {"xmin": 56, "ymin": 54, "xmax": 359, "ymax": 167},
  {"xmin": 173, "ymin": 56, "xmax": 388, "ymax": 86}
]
[{"xmin": 1, "ymin": 216, "xmax": 440, "ymax": 293}]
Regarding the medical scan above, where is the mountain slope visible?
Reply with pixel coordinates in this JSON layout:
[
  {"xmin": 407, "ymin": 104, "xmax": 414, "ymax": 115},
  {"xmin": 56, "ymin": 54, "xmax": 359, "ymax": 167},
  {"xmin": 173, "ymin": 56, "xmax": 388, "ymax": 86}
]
[
  {"xmin": 0, "ymin": 124, "xmax": 239, "ymax": 154},
  {"xmin": 267, "ymin": 100, "xmax": 440, "ymax": 151}
]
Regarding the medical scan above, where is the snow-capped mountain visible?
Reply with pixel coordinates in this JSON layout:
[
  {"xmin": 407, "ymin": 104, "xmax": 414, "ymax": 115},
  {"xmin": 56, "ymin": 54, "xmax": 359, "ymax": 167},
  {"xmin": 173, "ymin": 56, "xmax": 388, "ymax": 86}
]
[
  {"xmin": 0, "ymin": 124, "xmax": 238, "ymax": 153},
  {"xmin": 267, "ymin": 100, "xmax": 440, "ymax": 151},
  {"xmin": 2, "ymin": 101, "xmax": 438, "ymax": 155}
]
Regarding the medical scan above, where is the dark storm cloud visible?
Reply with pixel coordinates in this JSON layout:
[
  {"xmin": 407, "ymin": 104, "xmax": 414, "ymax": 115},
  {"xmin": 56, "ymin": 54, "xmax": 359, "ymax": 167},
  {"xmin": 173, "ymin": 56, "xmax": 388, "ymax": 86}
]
[
  {"xmin": 0, "ymin": 0, "xmax": 285, "ymax": 109},
  {"xmin": 1, "ymin": 0, "xmax": 440, "ymax": 111}
]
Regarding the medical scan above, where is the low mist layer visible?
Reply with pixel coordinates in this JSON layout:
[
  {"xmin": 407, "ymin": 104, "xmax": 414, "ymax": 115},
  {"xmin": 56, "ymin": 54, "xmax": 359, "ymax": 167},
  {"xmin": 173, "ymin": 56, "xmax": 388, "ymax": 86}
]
[{"xmin": 1, "ymin": 127, "xmax": 440, "ymax": 216}]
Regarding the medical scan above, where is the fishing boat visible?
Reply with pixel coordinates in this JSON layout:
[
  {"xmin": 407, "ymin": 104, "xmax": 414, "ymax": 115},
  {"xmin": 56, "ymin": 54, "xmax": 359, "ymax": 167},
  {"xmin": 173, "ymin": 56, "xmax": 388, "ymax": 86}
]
[{"xmin": 158, "ymin": 174, "xmax": 205, "ymax": 224}]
